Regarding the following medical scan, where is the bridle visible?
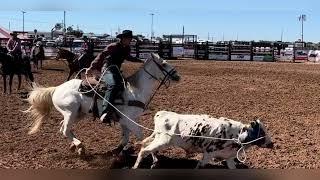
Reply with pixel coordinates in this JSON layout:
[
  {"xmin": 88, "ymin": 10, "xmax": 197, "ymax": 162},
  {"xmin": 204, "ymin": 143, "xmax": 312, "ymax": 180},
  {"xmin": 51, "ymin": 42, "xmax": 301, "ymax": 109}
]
[
  {"xmin": 143, "ymin": 57, "xmax": 178, "ymax": 87},
  {"xmin": 142, "ymin": 56, "xmax": 178, "ymax": 109}
]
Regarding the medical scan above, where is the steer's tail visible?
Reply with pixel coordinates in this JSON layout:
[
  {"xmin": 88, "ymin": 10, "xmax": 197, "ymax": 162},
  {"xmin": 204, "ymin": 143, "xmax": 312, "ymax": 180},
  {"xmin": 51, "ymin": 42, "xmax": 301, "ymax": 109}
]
[{"xmin": 23, "ymin": 85, "xmax": 57, "ymax": 134}]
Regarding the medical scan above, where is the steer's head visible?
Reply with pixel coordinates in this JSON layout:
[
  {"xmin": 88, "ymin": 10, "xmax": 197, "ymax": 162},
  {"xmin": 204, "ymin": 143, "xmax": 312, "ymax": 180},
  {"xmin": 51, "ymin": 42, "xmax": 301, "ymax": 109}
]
[{"xmin": 243, "ymin": 119, "xmax": 274, "ymax": 149}]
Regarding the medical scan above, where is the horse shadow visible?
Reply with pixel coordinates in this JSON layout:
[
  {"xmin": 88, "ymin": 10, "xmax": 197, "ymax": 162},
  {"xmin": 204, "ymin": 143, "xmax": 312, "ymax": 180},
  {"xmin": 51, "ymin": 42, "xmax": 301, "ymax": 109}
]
[
  {"xmin": 17, "ymin": 91, "xmax": 30, "ymax": 99},
  {"xmin": 81, "ymin": 148, "xmax": 249, "ymax": 169},
  {"xmin": 41, "ymin": 67, "xmax": 65, "ymax": 72}
]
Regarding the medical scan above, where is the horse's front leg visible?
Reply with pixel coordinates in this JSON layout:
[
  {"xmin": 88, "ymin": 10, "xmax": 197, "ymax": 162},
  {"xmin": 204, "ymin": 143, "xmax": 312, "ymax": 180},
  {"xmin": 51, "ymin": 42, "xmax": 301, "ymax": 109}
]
[
  {"xmin": 119, "ymin": 120, "xmax": 143, "ymax": 154},
  {"xmin": 33, "ymin": 58, "xmax": 38, "ymax": 70},
  {"xmin": 40, "ymin": 59, "xmax": 43, "ymax": 69},
  {"xmin": 9, "ymin": 74, "xmax": 14, "ymax": 94},
  {"xmin": 2, "ymin": 75, "xmax": 6, "ymax": 94},
  {"xmin": 120, "ymin": 124, "xmax": 131, "ymax": 149},
  {"xmin": 18, "ymin": 74, "xmax": 22, "ymax": 90}
]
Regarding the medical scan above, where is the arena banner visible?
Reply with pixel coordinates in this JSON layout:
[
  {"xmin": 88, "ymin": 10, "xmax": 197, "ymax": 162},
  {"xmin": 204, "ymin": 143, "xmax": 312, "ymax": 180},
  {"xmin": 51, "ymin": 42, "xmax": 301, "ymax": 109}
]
[
  {"xmin": 308, "ymin": 50, "xmax": 320, "ymax": 62},
  {"xmin": 231, "ymin": 54, "xmax": 251, "ymax": 61},
  {"xmin": 197, "ymin": 49, "xmax": 207, "ymax": 59},
  {"xmin": 253, "ymin": 56, "xmax": 264, "ymax": 61},
  {"xmin": 161, "ymin": 49, "xmax": 171, "ymax": 58},
  {"xmin": 172, "ymin": 47, "xmax": 184, "ymax": 57},
  {"xmin": 295, "ymin": 50, "xmax": 309, "ymax": 61},
  {"xmin": 254, "ymin": 55, "xmax": 273, "ymax": 62},
  {"xmin": 279, "ymin": 49, "xmax": 294, "ymax": 61},
  {"xmin": 208, "ymin": 54, "xmax": 228, "ymax": 60},
  {"xmin": 183, "ymin": 49, "xmax": 195, "ymax": 57},
  {"xmin": 139, "ymin": 52, "xmax": 152, "ymax": 60}
]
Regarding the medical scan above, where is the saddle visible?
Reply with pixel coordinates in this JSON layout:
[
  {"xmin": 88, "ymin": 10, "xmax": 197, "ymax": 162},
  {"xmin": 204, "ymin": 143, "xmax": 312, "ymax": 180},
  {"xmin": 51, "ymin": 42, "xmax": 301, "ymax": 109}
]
[
  {"xmin": 79, "ymin": 76, "xmax": 146, "ymax": 121},
  {"xmin": 78, "ymin": 77, "xmax": 124, "ymax": 120},
  {"xmin": 78, "ymin": 76, "xmax": 106, "ymax": 97}
]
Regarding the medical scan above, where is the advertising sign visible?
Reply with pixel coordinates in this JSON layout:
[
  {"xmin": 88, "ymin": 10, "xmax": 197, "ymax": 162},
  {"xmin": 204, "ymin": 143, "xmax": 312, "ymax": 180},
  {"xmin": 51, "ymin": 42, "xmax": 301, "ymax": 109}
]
[
  {"xmin": 139, "ymin": 53, "xmax": 151, "ymax": 60},
  {"xmin": 172, "ymin": 47, "xmax": 184, "ymax": 57},
  {"xmin": 184, "ymin": 49, "xmax": 195, "ymax": 57},
  {"xmin": 253, "ymin": 56, "xmax": 264, "ymax": 61},
  {"xmin": 208, "ymin": 54, "xmax": 228, "ymax": 60},
  {"xmin": 295, "ymin": 50, "xmax": 309, "ymax": 61},
  {"xmin": 231, "ymin": 54, "xmax": 251, "ymax": 61}
]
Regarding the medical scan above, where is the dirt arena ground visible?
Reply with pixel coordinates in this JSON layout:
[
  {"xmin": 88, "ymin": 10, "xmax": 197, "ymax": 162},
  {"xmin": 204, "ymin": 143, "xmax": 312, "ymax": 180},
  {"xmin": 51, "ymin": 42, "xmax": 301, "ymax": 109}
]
[{"xmin": 1, "ymin": 59, "xmax": 320, "ymax": 169}]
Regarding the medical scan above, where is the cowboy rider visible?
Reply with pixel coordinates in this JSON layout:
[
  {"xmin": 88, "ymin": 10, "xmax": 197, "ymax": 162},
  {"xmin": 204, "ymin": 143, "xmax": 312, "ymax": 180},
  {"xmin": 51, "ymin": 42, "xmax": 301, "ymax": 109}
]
[
  {"xmin": 6, "ymin": 32, "xmax": 22, "ymax": 61},
  {"xmin": 31, "ymin": 34, "xmax": 44, "ymax": 60},
  {"xmin": 33, "ymin": 34, "xmax": 40, "ymax": 45},
  {"xmin": 77, "ymin": 36, "xmax": 93, "ymax": 67},
  {"xmin": 85, "ymin": 30, "xmax": 144, "ymax": 124}
]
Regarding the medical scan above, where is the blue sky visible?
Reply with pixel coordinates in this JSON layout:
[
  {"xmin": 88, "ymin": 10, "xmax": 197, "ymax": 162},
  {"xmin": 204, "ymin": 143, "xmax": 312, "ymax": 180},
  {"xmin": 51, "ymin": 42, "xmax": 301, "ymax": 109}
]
[{"xmin": 0, "ymin": 0, "xmax": 318, "ymax": 42}]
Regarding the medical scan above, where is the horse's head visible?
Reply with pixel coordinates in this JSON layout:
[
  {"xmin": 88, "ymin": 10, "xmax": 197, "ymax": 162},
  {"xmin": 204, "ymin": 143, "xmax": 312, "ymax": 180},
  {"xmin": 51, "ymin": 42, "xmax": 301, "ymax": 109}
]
[
  {"xmin": 55, "ymin": 47, "xmax": 64, "ymax": 60},
  {"xmin": 55, "ymin": 48, "xmax": 61, "ymax": 60},
  {"xmin": 0, "ymin": 46, "xmax": 8, "ymax": 54},
  {"xmin": 144, "ymin": 53, "xmax": 180, "ymax": 82},
  {"xmin": 0, "ymin": 51, "xmax": 9, "ymax": 64},
  {"xmin": 56, "ymin": 48, "xmax": 75, "ymax": 62}
]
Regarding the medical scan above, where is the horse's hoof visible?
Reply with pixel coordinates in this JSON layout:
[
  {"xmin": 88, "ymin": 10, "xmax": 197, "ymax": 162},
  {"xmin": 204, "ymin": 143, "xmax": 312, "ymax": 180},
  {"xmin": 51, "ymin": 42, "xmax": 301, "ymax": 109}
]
[
  {"xmin": 151, "ymin": 162, "xmax": 159, "ymax": 169},
  {"xmin": 69, "ymin": 143, "xmax": 76, "ymax": 152},
  {"xmin": 78, "ymin": 147, "xmax": 85, "ymax": 156}
]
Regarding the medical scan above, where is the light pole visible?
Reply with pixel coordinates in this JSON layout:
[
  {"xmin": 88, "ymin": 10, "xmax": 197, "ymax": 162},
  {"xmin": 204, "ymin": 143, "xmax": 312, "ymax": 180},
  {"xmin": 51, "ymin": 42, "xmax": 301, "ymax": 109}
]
[
  {"xmin": 22, "ymin": 11, "xmax": 26, "ymax": 33},
  {"xmin": 299, "ymin": 14, "xmax": 306, "ymax": 43},
  {"xmin": 63, "ymin": 11, "xmax": 66, "ymax": 46},
  {"xmin": 150, "ymin": 13, "xmax": 154, "ymax": 41}
]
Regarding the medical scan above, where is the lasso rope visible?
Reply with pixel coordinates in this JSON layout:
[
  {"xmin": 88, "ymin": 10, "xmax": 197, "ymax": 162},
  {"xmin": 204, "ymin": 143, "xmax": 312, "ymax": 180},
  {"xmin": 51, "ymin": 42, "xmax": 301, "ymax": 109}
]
[{"xmin": 75, "ymin": 66, "xmax": 265, "ymax": 164}]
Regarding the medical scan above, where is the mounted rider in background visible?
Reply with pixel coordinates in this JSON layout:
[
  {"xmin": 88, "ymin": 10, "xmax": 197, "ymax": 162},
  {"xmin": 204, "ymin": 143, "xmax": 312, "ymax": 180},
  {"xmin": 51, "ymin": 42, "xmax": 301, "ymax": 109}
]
[
  {"xmin": 77, "ymin": 36, "xmax": 94, "ymax": 68},
  {"xmin": 6, "ymin": 32, "xmax": 22, "ymax": 62},
  {"xmin": 30, "ymin": 34, "xmax": 45, "ymax": 65},
  {"xmin": 85, "ymin": 30, "xmax": 144, "ymax": 124}
]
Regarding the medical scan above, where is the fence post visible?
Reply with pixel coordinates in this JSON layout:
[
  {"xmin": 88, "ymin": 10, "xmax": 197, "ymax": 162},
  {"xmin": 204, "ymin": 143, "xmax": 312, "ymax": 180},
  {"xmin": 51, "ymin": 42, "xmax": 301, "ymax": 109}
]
[
  {"xmin": 136, "ymin": 40, "xmax": 140, "ymax": 58},
  {"xmin": 272, "ymin": 43, "xmax": 275, "ymax": 62},
  {"xmin": 228, "ymin": 41, "xmax": 231, "ymax": 61},
  {"xmin": 250, "ymin": 41, "xmax": 253, "ymax": 61},
  {"xmin": 206, "ymin": 41, "xmax": 209, "ymax": 60},
  {"xmin": 293, "ymin": 44, "xmax": 296, "ymax": 63},
  {"xmin": 169, "ymin": 39, "xmax": 173, "ymax": 59},
  {"xmin": 158, "ymin": 40, "xmax": 163, "ymax": 58}
]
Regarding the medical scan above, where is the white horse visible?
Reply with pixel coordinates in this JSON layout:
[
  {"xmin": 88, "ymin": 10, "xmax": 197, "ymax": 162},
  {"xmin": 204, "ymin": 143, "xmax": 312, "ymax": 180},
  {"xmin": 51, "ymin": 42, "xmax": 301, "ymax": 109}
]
[{"xmin": 24, "ymin": 53, "xmax": 180, "ymax": 155}]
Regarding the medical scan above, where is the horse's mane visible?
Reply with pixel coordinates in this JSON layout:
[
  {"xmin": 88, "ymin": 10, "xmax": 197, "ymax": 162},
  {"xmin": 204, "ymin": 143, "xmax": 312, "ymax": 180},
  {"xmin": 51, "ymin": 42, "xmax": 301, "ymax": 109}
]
[
  {"xmin": 58, "ymin": 48, "xmax": 77, "ymax": 60},
  {"xmin": 59, "ymin": 48, "xmax": 75, "ymax": 55},
  {"xmin": 126, "ymin": 59, "xmax": 150, "ymax": 86},
  {"xmin": 0, "ymin": 46, "xmax": 8, "ymax": 54}
]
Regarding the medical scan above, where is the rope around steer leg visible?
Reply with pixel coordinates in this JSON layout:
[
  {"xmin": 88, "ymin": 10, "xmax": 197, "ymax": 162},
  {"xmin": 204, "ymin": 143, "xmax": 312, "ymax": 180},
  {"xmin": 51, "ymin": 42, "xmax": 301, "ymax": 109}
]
[{"xmin": 80, "ymin": 68, "xmax": 266, "ymax": 164}]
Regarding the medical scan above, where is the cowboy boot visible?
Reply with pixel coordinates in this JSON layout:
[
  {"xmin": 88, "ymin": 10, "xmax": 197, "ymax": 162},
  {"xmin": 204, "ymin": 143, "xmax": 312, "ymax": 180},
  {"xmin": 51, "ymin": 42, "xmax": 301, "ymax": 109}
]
[{"xmin": 99, "ymin": 86, "xmax": 118, "ymax": 124}]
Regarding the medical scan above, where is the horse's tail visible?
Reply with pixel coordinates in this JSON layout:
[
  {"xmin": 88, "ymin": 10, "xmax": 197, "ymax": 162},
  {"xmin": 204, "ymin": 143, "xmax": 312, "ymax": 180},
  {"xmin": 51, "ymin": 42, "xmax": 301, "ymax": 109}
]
[{"xmin": 23, "ymin": 84, "xmax": 57, "ymax": 134}]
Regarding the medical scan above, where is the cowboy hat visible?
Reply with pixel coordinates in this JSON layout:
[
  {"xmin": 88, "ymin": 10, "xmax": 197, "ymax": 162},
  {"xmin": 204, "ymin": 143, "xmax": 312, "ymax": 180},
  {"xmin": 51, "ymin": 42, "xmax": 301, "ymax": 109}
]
[
  {"xmin": 10, "ymin": 32, "xmax": 18, "ymax": 36},
  {"xmin": 116, "ymin": 30, "xmax": 133, "ymax": 39}
]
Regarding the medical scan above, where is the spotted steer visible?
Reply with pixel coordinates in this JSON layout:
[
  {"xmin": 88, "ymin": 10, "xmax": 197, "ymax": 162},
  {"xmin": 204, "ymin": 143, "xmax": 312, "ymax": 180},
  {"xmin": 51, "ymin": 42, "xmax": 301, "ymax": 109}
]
[{"xmin": 133, "ymin": 111, "xmax": 274, "ymax": 169}]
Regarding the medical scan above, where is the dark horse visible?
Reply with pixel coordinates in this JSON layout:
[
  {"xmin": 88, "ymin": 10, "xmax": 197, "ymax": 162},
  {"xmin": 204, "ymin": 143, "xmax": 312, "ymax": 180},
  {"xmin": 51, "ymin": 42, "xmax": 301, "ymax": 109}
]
[
  {"xmin": 30, "ymin": 45, "xmax": 45, "ymax": 69},
  {"xmin": 55, "ymin": 48, "xmax": 94, "ymax": 80},
  {"xmin": 0, "ymin": 47, "xmax": 34, "ymax": 94}
]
